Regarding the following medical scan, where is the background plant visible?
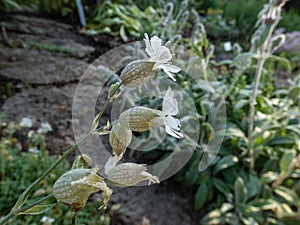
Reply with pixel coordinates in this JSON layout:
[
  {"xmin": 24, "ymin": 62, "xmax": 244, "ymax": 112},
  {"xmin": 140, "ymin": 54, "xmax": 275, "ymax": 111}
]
[
  {"xmin": 0, "ymin": 121, "xmax": 111, "ymax": 224},
  {"xmin": 131, "ymin": 1, "xmax": 300, "ymax": 224}
]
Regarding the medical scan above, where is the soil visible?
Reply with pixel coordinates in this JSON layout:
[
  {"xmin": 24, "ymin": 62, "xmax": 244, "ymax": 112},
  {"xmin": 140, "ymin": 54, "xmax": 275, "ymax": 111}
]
[{"xmin": 0, "ymin": 14, "xmax": 201, "ymax": 225}]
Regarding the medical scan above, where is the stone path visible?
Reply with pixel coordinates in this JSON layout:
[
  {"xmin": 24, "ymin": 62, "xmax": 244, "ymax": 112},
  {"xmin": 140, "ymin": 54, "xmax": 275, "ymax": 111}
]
[{"xmin": 0, "ymin": 15, "xmax": 200, "ymax": 225}]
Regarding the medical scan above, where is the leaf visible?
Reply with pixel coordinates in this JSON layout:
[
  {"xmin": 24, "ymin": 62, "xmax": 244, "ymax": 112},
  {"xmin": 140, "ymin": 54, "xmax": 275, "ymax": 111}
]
[
  {"xmin": 194, "ymin": 183, "xmax": 208, "ymax": 210},
  {"xmin": 18, "ymin": 203, "xmax": 56, "ymax": 215},
  {"xmin": 288, "ymin": 86, "xmax": 300, "ymax": 101},
  {"xmin": 231, "ymin": 52, "xmax": 253, "ymax": 69},
  {"xmin": 234, "ymin": 99, "xmax": 249, "ymax": 110},
  {"xmin": 261, "ymin": 171, "xmax": 280, "ymax": 184},
  {"xmin": 201, "ymin": 208, "xmax": 226, "ymax": 225},
  {"xmin": 280, "ymin": 150, "xmax": 296, "ymax": 171},
  {"xmin": 274, "ymin": 186, "xmax": 299, "ymax": 207},
  {"xmin": 213, "ymin": 178, "xmax": 233, "ymax": 201},
  {"xmin": 119, "ymin": 25, "xmax": 128, "ymax": 42},
  {"xmin": 241, "ymin": 216, "xmax": 259, "ymax": 225},
  {"xmin": 224, "ymin": 212, "xmax": 240, "ymax": 225},
  {"xmin": 246, "ymin": 175, "xmax": 261, "ymax": 199},
  {"xmin": 185, "ymin": 166, "xmax": 199, "ymax": 186},
  {"xmin": 225, "ymin": 127, "xmax": 246, "ymax": 139},
  {"xmin": 234, "ymin": 177, "xmax": 247, "ymax": 204},
  {"xmin": 214, "ymin": 155, "xmax": 239, "ymax": 173}
]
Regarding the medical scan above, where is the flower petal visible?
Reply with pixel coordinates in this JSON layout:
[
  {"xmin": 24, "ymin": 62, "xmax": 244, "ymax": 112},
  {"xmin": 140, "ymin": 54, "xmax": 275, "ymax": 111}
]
[
  {"xmin": 162, "ymin": 88, "xmax": 179, "ymax": 115},
  {"xmin": 163, "ymin": 63, "xmax": 181, "ymax": 73},
  {"xmin": 165, "ymin": 124, "xmax": 184, "ymax": 139},
  {"xmin": 153, "ymin": 63, "xmax": 177, "ymax": 81},
  {"xmin": 164, "ymin": 116, "xmax": 181, "ymax": 131},
  {"xmin": 158, "ymin": 46, "xmax": 172, "ymax": 62},
  {"xmin": 144, "ymin": 33, "xmax": 155, "ymax": 57},
  {"xmin": 104, "ymin": 155, "xmax": 122, "ymax": 175},
  {"xmin": 150, "ymin": 36, "xmax": 162, "ymax": 56}
]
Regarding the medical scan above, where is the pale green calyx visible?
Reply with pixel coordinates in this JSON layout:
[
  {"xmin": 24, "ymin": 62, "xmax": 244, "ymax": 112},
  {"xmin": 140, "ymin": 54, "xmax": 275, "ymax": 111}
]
[
  {"xmin": 119, "ymin": 106, "xmax": 161, "ymax": 132},
  {"xmin": 107, "ymin": 163, "xmax": 159, "ymax": 187},
  {"xmin": 109, "ymin": 123, "xmax": 132, "ymax": 157},
  {"xmin": 53, "ymin": 169, "xmax": 112, "ymax": 210}
]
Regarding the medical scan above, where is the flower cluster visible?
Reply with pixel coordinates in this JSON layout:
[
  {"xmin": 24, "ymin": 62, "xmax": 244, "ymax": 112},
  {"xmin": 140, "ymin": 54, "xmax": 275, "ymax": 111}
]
[
  {"xmin": 105, "ymin": 87, "xmax": 183, "ymax": 186},
  {"xmin": 53, "ymin": 34, "xmax": 183, "ymax": 211}
]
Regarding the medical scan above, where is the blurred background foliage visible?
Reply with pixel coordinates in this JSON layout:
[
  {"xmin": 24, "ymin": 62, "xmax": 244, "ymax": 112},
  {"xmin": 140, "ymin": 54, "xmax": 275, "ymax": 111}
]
[{"xmin": 1, "ymin": 0, "xmax": 300, "ymax": 225}]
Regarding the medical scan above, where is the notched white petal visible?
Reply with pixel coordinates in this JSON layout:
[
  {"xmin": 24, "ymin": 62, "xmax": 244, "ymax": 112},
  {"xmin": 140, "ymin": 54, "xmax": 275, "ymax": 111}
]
[
  {"xmin": 160, "ymin": 88, "xmax": 184, "ymax": 139},
  {"xmin": 143, "ymin": 33, "xmax": 181, "ymax": 81}
]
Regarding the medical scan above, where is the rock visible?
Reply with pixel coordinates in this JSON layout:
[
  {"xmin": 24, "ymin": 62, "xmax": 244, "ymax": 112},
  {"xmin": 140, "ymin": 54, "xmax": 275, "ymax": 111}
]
[
  {"xmin": 0, "ymin": 48, "xmax": 89, "ymax": 84},
  {"xmin": 3, "ymin": 15, "xmax": 95, "ymax": 58},
  {"xmin": 9, "ymin": 33, "xmax": 95, "ymax": 58},
  {"xmin": 4, "ymin": 15, "xmax": 73, "ymax": 38},
  {"xmin": 277, "ymin": 31, "xmax": 300, "ymax": 53}
]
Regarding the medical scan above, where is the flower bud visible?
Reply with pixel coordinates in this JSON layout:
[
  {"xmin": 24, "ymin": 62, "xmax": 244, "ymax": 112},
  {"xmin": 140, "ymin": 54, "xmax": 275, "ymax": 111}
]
[
  {"xmin": 109, "ymin": 123, "xmax": 132, "ymax": 157},
  {"xmin": 53, "ymin": 169, "xmax": 108, "ymax": 210},
  {"xmin": 119, "ymin": 107, "xmax": 161, "ymax": 132},
  {"xmin": 120, "ymin": 60, "xmax": 155, "ymax": 87},
  {"xmin": 107, "ymin": 163, "xmax": 159, "ymax": 187}
]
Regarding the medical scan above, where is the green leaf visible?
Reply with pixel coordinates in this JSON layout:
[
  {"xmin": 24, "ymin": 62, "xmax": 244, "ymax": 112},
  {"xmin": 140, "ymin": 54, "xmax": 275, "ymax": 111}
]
[
  {"xmin": 234, "ymin": 177, "xmax": 247, "ymax": 204},
  {"xmin": 213, "ymin": 178, "xmax": 233, "ymax": 201},
  {"xmin": 194, "ymin": 183, "xmax": 208, "ymax": 210},
  {"xmin": 246, "ymin": 175, "xmax": 261, "ymax": 199},
  {"xmin": 119, "ymin": 25, "xmax": 128, "ymax": 42},
  {"xmin": 225, "ymin": 212, "xmax": 240, "ymax": 225},
  {"xmin": 185, "ymin": 166, "xmax": 199, "ymax": 186},
  {"xmin": 18, "ymin": 203, "xmax": 56, "ymax": 215},
  {"xmin": 280, "ymin": 150, "xmax": 296, "ymax": 171},
  {"xmin": 261, "ymin": 171, "xmax": 280, "ymax": 184},
  {"xmin": 214, "ymin": 155, "xmax": 239, "ymax": 173},
  {"xmin": 231, "ymin": 52, "xmax": 253, "ymax": 69},
  {"xmin": 201, "ymin": 208, "xmax": 226, "ymax": 225},
  {"xmin": 274, "ymin": 186, "xmax": 299, "ymax": 207},
  {"xmin": 234, "ymin": 99, "xmax": 249, "ymax": 110},
  {"xmin": 241, "ymin": 216, "xmax": 259, "ymax": 225},
  {"xmin": 288, "ymin": 86, "xmax": 300, "ymax": 100}
]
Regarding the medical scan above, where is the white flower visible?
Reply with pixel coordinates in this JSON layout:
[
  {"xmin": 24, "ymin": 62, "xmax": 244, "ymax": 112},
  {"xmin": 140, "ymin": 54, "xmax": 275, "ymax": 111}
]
[
  {"xmin": 40, "ymin": 216, "xmax": 55, "ymax": 224},
  {"xmin": 152, "ymin": 88, "xmax": 183, "ymax": 139},
  {"xmin": 224, "ymin": 41, "xmax": 232, "ymax": 52},
  {"xmin": 19, "ymin": 117, "xmax": 33, "ymax": 128},
  {"xmin": 27, "ymin": 130, "xmax": 35, "ymax": 138},
  {"xmin": 37, "ymin": 122, "xmax": 52, "ymax": 134},
  {"xmin": 144, "ymin": 33, "xmax": 181, "ymax": 81},
  {"xmin": 28, "ymin": 147, "xmax": 39, "ymax": 154},
  {"xmin": 161, "ymin": 88, "xmax": 184, "ymax": 138}
]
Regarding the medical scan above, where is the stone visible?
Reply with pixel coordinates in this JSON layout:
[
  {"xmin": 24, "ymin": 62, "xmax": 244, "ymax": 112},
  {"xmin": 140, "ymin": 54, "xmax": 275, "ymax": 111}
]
[{"xmin": 0, "ymin": 48, "xmax": 89, "ymax": 84}]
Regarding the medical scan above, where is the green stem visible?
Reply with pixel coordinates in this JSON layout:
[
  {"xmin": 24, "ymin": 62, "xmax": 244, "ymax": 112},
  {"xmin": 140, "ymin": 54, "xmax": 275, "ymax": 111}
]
[
  {"xmin": 247, "ymin": 55, "xmax": 266, "ymax": 173},
  {"xmin": 247, "ymin": 18, "xmax": 281, "ymax": 173},
  {"xmin": 18, "ymin": 194, "xmax": 55, "ymax": 214},
  {"xmin": 272, "ymin": 154, "xmax": 300, "ymax": 188}
]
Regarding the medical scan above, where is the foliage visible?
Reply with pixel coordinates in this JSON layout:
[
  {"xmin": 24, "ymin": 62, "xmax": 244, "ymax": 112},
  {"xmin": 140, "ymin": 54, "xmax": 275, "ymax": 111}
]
[
  {"xmin": 0, "ymin": 121, "xmax": 110, "ymax": 224},
  {"xmin": 132, "ymin": 1, "xmax": 300, "ymax": 224},
  {"xmin": 0, "ymin": 0, "xmax": 20, "ymax": 12},
  {"xmin": 223, "ymin": 0, "xmax": 267, "ymax": 41},
  {"xmin": 279, "ymin": 9, "xmax": 300, "ymax": 32},
  {"xmin": 84, "ymin": 2, "xmax": 159, "ymax": 42},
  {"xmin": 0, "ymin": 0, "xmax": 76, "ymax": 17}
]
